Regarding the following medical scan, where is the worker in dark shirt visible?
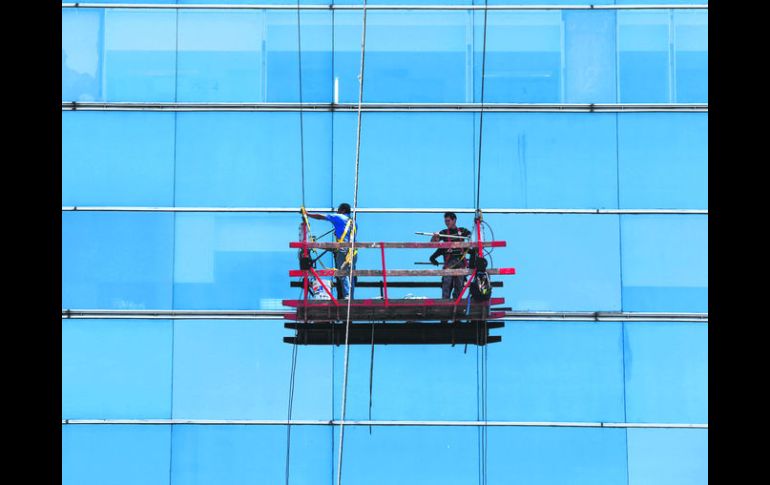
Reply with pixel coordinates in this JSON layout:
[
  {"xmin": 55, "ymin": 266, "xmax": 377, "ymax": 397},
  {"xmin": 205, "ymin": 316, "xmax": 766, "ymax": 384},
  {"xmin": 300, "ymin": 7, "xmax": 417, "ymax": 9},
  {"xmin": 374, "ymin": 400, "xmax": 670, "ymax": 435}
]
[
  {"xmin": 429, "ymin": 212, "xmax": 472, "ymax": 299},
  {"xmin": 306, "ymin": 203, "xmax": 358, "ymax": 299}
]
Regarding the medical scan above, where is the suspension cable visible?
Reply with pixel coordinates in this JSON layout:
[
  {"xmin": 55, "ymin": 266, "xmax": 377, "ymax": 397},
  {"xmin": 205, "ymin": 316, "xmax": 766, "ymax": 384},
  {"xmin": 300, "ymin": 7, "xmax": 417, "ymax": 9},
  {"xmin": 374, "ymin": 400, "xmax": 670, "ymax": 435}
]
[
  {"xmin": 297, "ymin": 0, "xmax": 306, "ymax": 207},
  {"xmin": 476, "ymin": 0, "xmax": 490, "ymax": 212},
  {"xmin": 336, "ymin": 1, "xmax": 368, "ymax": 483}
]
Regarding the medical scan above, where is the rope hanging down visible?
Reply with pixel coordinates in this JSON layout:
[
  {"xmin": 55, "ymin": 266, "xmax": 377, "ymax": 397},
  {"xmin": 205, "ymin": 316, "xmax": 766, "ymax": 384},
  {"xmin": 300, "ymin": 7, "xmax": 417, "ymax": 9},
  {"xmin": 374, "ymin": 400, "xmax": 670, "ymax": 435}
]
[
  {"xmin": 337, "ymin": 1, "xmax": 369, "ymax": 484},
  {"xmin": 285, "ymin": 2, "xmax": 306, "ymax": 483}
]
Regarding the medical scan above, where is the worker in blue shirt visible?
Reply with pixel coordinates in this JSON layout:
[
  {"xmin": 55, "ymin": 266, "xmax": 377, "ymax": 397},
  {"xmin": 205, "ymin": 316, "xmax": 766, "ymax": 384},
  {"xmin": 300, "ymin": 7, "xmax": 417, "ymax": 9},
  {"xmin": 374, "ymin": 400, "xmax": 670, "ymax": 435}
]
[{"xmin": 306, "ymin": 203, "xmax": 358, "ymax": 299}]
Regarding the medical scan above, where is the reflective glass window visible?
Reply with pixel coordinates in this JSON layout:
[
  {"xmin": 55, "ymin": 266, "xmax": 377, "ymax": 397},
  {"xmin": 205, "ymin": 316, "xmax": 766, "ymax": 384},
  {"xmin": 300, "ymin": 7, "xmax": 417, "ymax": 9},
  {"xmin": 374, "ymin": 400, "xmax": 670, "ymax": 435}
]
[
  {"xmin": 618, "ymin": 11, "xmax": 671, "ymax": 102},
  {"xmin": 62, "ymin": 8, "xmax": 102, "ymax": 102},
  {"xmin": 627, "ymin": 429, "xmax": 708, "ymax": 485},
  {"xmin": 673, "ymin": 11, "xmax": 708, "ymax": 103}
]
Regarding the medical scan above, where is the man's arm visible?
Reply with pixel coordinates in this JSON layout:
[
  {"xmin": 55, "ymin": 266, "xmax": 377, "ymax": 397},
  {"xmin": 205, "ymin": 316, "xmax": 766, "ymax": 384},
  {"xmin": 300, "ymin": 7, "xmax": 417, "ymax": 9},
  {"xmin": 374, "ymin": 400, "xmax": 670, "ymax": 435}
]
[{"xmin": 306, "ymin": 212, "xmax": 328, "ymax": 221}]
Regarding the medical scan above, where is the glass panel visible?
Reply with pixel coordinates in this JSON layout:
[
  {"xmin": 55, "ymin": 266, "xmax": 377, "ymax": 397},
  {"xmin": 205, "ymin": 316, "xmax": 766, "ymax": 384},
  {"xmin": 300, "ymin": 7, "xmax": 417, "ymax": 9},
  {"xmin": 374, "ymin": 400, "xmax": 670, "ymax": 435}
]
[
  {"xmin": 62, "ymin": 425, "xmax": 171, "ymax": 485},
  {"xmin": 478, "ymin": 12, "xmax": 562, "ymax": 103},
  {"xmin": 618, "ymin": 11, "xmax": 671, "ymax": 103},
  {"xmin": 333, "ymin": 112, "xmax": 618, "ymax": 209},
  {"xmin": 174, "ymin": 112, "xmax": 331, "ymax": 208},
  {"xmin": 627, "ymin": 429, "xmax": 708, "ymax": 485},
  {"xmin": 62, "ymin": 319, "xmax": 173, "ymax": 419},
  {"xmin": 335, "ymin": 11, "xmax": 469, "ymax": 103},
  {"xmin": 624, "ymin": 322, "xmax": 708, "ymax": 423},
  {"xmin": 489, "ymin": 322, "xmax": 625, "ymax": 422},
  {"xmin": 620, "ymin": 215, "xmax": 707, "ymax": 312},
  {"xmin": 62, "ymin": 212, "xmax": 174, "ymax": 310},
  {"xmin": 673, "ymin": 11, "xmax": 708, "ymax": 103},
  {"xmin": 479, "ymin": 113, "xmax": 618, "ymax": 208},
  {"xmin": 62, "ymin": 8, "xmax": 102, "ymax": 102},
  {"xmin": 103, "ymin": 9, "xmax": 176, "ymax": 102},
  {"xmin": 173, "ymin": 212, "xmax": 301, "ymax": 310},
  {"xmin": 334, "ymin": 426, "xmax": 627, "ymax": 485},
  {"xmin": 618, "ymin": 113, "xmax": 708, "ymax": 210},
  {"xmin": 265, "ymin": 11, "xmax": 333, "ymax": 102},
  {"xmin": 171, "ymin": 425, "xmax": 331, "ymax": 484},
  {"xmin": 617, "ymin": 0, "xmax": 706, "ymax": 4},
  {"xmin": 177, "ymin": 10, "xmax": 264, "ymax": 102},
  {"xmin": 172, "ymin": 320, "xmax": 332, "ymax": 420},
  {"xmin": 62, "ymin": 112, "xmax": 176, "ymax": 206},
  {"xmin": 563, "ymin": 10, "xmax": 617, "ymax": 103},
  {"xmin": 487, "ymin": 427, "xmax": 628, "ymax": 485}
]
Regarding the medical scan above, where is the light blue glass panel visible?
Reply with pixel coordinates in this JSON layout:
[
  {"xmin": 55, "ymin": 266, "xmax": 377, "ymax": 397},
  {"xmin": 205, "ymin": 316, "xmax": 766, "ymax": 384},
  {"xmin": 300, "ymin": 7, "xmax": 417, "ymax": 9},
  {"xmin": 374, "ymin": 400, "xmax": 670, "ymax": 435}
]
[
  {"xmin": 563, "ymin": 10, "xmax": 617, "ymax": 103},
  {"xmin": 62, "ymin": 212, "xmax": 174, "ymax": 309},
  {"xmin": 171, "ymin": 425, "xmax": 331, "ymax": 485},
  {"xmin": 172, "ymin": 320, "xmax": 332, "ymax": 419},
  {"xmin": 173, "ymin": 213, "xmax": 301, "ymax": 310},
  {"xmin": 486, "ymin": 213, "xmax": 622, "ymax": 311},
  {"xmin": 620, "ymin": 215, "xmax": 707, "ymax": 311},
  {"xmin": 174, "ymin": 112, "xmax": 331, "ymax": 207},
  {"xmin": 62, "ymin": 8, "xmax": 102, "ymax": 101},
  {"xmin": 617, "ymin": 0, "xmax": 706, "ymax": 4},
  {"xmin": 333, "ymin": 343, "xmax": 479, "ymax": 421},
  {"xmin": 618, "ymin": 113, "xmax": 708, "ymax": 209},
  {"xmin": 490, "ymin": 322, "xmax": 625, "ymax": 422},
  {"xmin": 618, "ymin": 11, "xmax": 671, "ymax": 103},
  {"xmin": 487, "ymin": 427, "xmax": 628, "ymax": 485},
  {"xmin": 627, "ymin": 429, "xmax": 708, "ymax": 485},
  {"xmin": 264, "ymin": 11, "xmax": 333, "ymax": 102},
  {"xmin": 478, "ymin": 12, "xmax": 562, "ymax": 103},
  {"xmin": 177, "ymin": 10, "xmax": 264, "ymax": 102},
  {"xmin": 103, "ymin": 9, "xmax": 176, "ymax": 101},
  {"xmin": 335, "ymin": 11, "xmax": 468, "ymax": 103},
  {"xmin": 333, "ymin": 113, "xmax": 476, "ymax": 209},
  {"xmin": 62, "ymin": 112, "xmax": 176, "ymax": 206},
  {"xmin": 624, "ymin": 322, "xmax": 708, "ymax": 423},
  {"xmin": 62, "ymin": 425, "xmax": 171, "ymax": 485},
  {"xmin": 479, "ymin": 113, "xmax": 618, "ymax": 208},
  {"xmin": 180, "ymin": 0, "xmax": 328, "ymax": 4},
  {"xmin": 62, "ymin": 319, "xmax": 173, "ymax": 419},
  {"xmin": 334, "ymin": 426, "xmax": 478, "ymax": 484},
  {"xmin": 333, "ymin": 112, "xmax": 618, "ymax": 209},
  {"xmin": 674, "ymin": 11, "xmax": 708, "ymax": 103}
]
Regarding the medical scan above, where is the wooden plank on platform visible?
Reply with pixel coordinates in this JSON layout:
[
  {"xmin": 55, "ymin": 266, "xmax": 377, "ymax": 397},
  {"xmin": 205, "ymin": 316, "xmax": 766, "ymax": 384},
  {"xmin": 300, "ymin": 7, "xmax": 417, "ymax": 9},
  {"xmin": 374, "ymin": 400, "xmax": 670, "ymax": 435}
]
[
  {"xmin": 282, "ymin": 297, "xmax": 505, "ymax": 308},
  {"xmin": 289, "ymin": 280, "xmax": 504, "ymax": 288},
  {"xmin": 284, "ymin": 322, "xmax": 504, "ymax": 346}
]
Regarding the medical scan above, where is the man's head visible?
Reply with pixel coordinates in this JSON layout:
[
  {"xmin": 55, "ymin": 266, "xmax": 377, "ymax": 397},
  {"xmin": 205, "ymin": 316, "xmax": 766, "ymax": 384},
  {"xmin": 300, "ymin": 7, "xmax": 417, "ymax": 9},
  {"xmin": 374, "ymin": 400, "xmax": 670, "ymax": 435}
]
[
  {"xmin": 337, "ymin": 203, "xmax": 352, "ymax": 215},
  {"xmin": 444, "ymin": 211, "xmax": 457, "ymax": 229}
]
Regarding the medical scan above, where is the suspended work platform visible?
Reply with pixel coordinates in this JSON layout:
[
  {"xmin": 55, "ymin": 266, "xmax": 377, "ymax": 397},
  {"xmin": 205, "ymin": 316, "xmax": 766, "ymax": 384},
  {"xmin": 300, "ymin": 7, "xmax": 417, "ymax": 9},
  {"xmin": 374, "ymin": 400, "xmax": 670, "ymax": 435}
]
[{"xmin": 286, "ymin": 223, "xmax": 516, "ymax": 346}]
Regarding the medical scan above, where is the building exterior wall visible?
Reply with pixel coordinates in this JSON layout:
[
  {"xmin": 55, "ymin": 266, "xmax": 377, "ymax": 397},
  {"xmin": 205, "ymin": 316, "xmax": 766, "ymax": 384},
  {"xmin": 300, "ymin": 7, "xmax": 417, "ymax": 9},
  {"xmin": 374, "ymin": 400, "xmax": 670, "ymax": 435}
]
[{"xmin": 62, "ymin": 2, "xmax": 708, "ymax": 483}]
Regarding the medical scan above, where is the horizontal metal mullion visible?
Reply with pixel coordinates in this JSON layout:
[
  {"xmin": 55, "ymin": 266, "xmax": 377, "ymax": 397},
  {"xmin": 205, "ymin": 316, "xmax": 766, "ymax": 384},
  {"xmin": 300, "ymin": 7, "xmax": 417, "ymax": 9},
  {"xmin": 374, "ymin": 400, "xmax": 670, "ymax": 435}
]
[
  {"xmin": 61, "ymin": 207, "xmax": 708, "ymax": 215},
  {"xmin": 62, "ymin": 309, "xmax": 707, "ymax": 322},
  {"xmin": 61, "ymin": 4, "xmax": 709, "ymax": 11},
  {"xmin": 61, "ymin": 419, "xmax": 707, "ymax": 428},
  {"xmin": 61, "ymin": 102, "xmax": 708, "ymax": 113}
]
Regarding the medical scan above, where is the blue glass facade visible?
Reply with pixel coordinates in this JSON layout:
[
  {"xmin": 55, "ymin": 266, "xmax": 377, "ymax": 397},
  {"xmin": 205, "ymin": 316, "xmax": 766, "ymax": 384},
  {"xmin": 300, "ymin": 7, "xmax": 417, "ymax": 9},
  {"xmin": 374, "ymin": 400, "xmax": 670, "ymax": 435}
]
[{"xmin": 62, "ymin": 3, "xmax": 707, "ymax": 484}]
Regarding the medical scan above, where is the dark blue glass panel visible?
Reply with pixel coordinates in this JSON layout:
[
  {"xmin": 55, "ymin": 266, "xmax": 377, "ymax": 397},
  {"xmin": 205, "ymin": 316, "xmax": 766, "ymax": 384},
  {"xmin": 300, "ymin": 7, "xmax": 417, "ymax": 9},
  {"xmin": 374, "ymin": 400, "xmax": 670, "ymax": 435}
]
[
  {"xmin": 618, "ymin": 113, "xmax": 707, "ymax": 209},
  {"xmin": 177, "ymin": 10, "xmax": 264, "ymax": 102},
  {"xmin": 618, "ymin": 11, "xmax": 671, "ymax": 103},
  {"xmin": 335, "ymin": 11, "xmax": 469, "ymax": 103},
  {"xmin": 171, "ymin": 425, "xmax": 331, "ymax": 484},
  {"xmin": 488, "ymin": 427, "xmax": 628, "ymax": 485},
  {"xmin": 264, "ymin": 11, "xmax": 333, "ymax": 102},
  {"xmin": 62, "ymin": 319, "xmax": 173, "ymax": 419},
  {"xmin": 62, "ymin": 112, "xmax": 176, "ymax": 206},
  {"xmin": 62, "ymin": 212, "xmax": 175, "ymax": 309},
  {"xmin": 563, "ymin": 10, "xmax": 617, "ymax": 103},
  {"xmin": 62, "ymin": 8, "xmax": 102, "ymax": 101},
  {"xmin": 489, "ymin": 322, "xmax": 625, "ymax": 422},
  {"xmin": 477, "ymin": 11, "xmax": 562, "ymax": 103},
  {"xmin": 62, "ymin": 425, "xmax": 171, "ymax": 485},
  {"xmin": 620, "ymin": 215, "xmax": 707, "ymax": 312},
  {"xmin": 674, "ymin": 11, "xmax": 708, "ymax": 103},
  {"xmin": 173, "ymin": 212, "xmax": 301, "ymax": 310},
  {"xmin": 174, "ymin": 112, "xmax": 331, "ymax": 208},
  {"xmin": 172, "ymin": 320, "xmax": 332, "ymax": 419},
  {"xmin": 103, "ymin": 9, "xmax": 176, "ymax": 101},
  {"xmin": 624, "ymin": 322, "xmax": 708, "ymax": 423},
  {"xmin": 627, "ymin": 429, "xmax": 708, "ymax": 485}
]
